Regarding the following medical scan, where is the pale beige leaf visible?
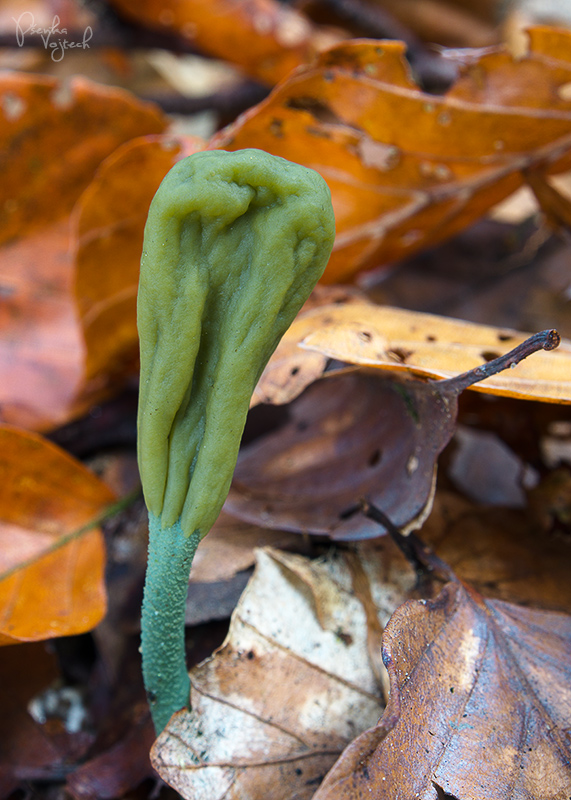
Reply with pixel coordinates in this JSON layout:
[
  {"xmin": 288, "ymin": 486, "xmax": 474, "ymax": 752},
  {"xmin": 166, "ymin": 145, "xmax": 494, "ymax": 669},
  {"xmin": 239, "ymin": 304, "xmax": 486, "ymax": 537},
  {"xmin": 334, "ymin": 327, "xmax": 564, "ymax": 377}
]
[{"xmin": 152, "ymin": 546, "xmax": 414, "ymax": 800}]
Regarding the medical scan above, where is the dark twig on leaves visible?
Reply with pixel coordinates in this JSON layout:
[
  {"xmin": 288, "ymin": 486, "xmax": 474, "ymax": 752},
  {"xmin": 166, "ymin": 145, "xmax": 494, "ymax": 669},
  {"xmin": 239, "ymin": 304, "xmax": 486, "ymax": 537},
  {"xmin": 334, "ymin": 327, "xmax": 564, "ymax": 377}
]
[
  {"xmin": 361, "ymin": 499, "xmax": 456, "ymax": 584},
  {"xmin": 438, "ymin": 328, "xmax": 561, "ymax": 396}
]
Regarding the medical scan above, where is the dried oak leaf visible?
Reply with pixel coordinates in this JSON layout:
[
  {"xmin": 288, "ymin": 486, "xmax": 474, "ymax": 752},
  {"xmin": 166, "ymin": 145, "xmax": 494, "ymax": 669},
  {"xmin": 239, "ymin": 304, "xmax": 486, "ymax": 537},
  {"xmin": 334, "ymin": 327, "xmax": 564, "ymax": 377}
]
[
  {"xmin": 0, "ymin": 74, "xmax": 166, "ymax": 430},
  {"xmin": 313, "ymin": 581, "xmax": 571, "ymax": 800},
  {"xmin": 73, "ymin": 134, "xmax": 205, "ymax": 388},
  {"xmin": 152, "ymin": 546, "xmax": 414, "ymax": 800},
  {"xmin": 296, "ymin": 303, "xmax": 571, "ymax": 403},
  {"xmin": 212, "ymin": 29, "xmax": 571, "ymax": 282},
  {"xmin": 108, "ymin": 0, "xmax": 341, "ymax": 86},
  {"xmin": 0, "ymin": 426, "xmax": 115, "ymax": 645}
]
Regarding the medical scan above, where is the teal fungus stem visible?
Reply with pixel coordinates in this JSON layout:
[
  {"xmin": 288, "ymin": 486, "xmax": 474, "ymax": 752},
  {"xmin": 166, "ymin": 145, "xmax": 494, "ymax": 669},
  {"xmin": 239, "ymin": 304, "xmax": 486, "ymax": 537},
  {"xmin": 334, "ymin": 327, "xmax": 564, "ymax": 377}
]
[{"xmin": 141, "ymin": 512, "xmax": 201, "ymax": 733}]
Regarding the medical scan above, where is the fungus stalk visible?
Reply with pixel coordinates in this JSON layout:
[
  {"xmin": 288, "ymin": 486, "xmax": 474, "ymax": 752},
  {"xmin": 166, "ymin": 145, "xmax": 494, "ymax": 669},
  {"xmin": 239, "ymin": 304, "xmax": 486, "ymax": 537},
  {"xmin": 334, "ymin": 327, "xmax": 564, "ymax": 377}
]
[{"xmin": 137, "ymin": 149, "xmax": 335, "ymax": 733}]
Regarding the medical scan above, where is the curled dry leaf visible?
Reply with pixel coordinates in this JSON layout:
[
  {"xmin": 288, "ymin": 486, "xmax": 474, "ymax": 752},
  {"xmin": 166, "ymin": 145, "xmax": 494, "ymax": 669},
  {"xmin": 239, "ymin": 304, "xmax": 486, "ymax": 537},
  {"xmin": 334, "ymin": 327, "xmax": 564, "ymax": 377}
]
[
  {"xmin": 313, "ymin": 581, "xmax": 571, "ymax": 800},
  {"xmin": 213, "ymin": 30, "xmax": 571, "ymax": 281},
  {"xmin": 152, "ymin": 546, "xmax": 414, "ymax": 800},
  {"xmin": 229, "ymin": 371, "xmax": 455, "ymax": 540},
  {"xmin": 296, "ymin": 303, "xmax": 571, "ymax": 403},
  {"xmin": 108, "ymin": 0, "xmax": 341, "ymax": 86},
  {"xmin": 0, "ymin": 74, "xmax": 166, "ymax": 430},
  {"xmin": 73, "ymin": 134, "xmax": 206, "ymax": 388},
  {"xmin": 228, "ymin": 331, "xmax": 561, "ymax": 539},
  {"xmin": 0, "ymin": 426, "xmax": 115, "ymax": 645}
]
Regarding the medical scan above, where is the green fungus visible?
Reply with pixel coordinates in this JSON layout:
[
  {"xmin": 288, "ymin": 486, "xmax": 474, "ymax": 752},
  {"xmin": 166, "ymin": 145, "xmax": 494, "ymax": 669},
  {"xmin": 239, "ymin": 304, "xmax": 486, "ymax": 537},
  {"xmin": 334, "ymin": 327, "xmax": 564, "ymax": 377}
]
[{"xmin": 137, "ymin": 148, "xmax": 335, "ymax": 732}]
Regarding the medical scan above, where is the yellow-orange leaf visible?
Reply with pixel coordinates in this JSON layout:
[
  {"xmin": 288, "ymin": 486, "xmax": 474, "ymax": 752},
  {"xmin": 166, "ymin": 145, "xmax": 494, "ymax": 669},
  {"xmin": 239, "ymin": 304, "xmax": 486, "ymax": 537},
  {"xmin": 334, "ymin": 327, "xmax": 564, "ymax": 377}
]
[
  {"xmin": 0, "ymin": 73, "xmax": 165, "ymax": 245},
  {"xmin": 286, "ymin": 303, "xmax": 571, "ymax": 403},
  {"xmin": 0, "ymin": 426, "xmax": 115, "ymax": 645},
  {"xmin": 108, "ymin": 0, "xmax": 340, "ymax": 86},
  {"xmin": 212, "ymin": 30, "xmax": 571, "ymax": 282}
]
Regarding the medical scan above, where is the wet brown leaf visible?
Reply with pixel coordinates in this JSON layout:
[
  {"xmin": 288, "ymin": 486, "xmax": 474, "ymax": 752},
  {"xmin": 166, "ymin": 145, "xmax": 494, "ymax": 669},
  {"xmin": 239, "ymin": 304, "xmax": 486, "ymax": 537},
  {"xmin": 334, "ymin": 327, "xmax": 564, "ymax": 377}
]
[
  {"xmin": 422, "ymin": 489, "xmax": 571, "ymax": 613},
  {"xmin": 314, "ymin": 581, "xmax": 571, "ymax": 800},
  {"xmin": 213, "ymin": 31, "xmax": 571, "ymax": 281},
  {"xmin": 152, "ymin": 546, "xmax": 414, "ymax": 800}
]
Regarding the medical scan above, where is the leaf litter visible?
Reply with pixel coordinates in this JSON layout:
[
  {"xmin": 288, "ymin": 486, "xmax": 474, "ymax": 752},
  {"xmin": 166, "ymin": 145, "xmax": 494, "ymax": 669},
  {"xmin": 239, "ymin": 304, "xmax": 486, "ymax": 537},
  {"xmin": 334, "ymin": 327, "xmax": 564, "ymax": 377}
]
[{"xmin": 152, "ymin": 544, "xmax": 415, "ymax": 800}]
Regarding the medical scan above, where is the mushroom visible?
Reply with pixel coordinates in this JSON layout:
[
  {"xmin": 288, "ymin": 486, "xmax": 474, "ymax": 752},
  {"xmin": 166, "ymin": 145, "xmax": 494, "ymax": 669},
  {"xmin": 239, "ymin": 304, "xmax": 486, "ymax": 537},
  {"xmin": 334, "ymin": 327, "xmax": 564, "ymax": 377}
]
[{"xmin": 137, "ymin": 148, "xmax": 335, "ymax": 732}]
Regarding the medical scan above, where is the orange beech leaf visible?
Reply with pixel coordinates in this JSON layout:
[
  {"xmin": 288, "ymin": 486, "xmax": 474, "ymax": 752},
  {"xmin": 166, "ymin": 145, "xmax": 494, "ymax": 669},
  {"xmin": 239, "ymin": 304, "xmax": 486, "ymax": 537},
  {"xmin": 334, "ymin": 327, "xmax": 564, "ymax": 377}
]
[
  {"xmin": 313, "ymin": 582, "xmax": 571, "ymax": 800},
  {"xmin": 0, "ymin": 426, "xmax": 116, "ymax": 645},
  {"xmin": 108, "ymin": 0, "xmax": 341, "ymax": 86},
  {"xmin": 0, "ymin": 73, "xmax": 165, "ymax": 244},
  {"xmin": 212, "ymin": 29, "xmax": 571, "ymax": 282},
  {"xmin": 0, "ymin": 74, "xmax": 167, "ymax": 430},
  {"xmin": 279, "ymin": 302, "xmax": 571, "ymax": 403},
  {"xmin": 73, "ymin": 134, "xmax": 206, "ymax": 387}
]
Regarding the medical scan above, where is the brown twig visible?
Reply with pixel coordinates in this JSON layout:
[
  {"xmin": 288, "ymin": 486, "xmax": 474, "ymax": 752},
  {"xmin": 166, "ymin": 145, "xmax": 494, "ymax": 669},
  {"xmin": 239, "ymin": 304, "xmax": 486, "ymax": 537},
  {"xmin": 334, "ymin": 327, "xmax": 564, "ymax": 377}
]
[
  {"xmin": 437, "ymin": 328, "xmax": 560, "ymax": 396},
  {"xmin": 361, "ymin": 500, "xmax": 456, "ymax": 583}
]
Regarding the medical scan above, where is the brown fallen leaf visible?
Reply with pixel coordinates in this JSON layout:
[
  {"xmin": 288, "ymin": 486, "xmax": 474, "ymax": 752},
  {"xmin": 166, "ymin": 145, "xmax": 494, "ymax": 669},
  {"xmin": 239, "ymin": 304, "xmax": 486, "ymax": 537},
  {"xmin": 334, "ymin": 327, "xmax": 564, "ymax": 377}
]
[
  {"xmin": 228, "ymin": 330, "xmax": 560, "ymax": 539},
  {"xmin": 0, "ymin": 74, "xmax": 166, "ymax": 430},
  {"xmin": 212, "ymin": 30, "xmax": 571, "ymax": 281},
  {"xmin": 73, "ymin": 134, "xmax": 206, "ymax": 388},
  {"xmin": 186, "ymin": 512, "xmax": 302, "ymax": 626},
  {"xmin": 228, "ymin": 371, "xmax": 453, "ymax": 540},
  {"xmin": 296, "ymin": 303, "xmax": 571, "ymax": 403},
  {"xmin": 313, "ymin": 580, "xmax": 571, "ymax": 800},
  {"xmin": 421, "ymin": 489, "xmax": 571, "ymax": 613},
  {"xmin": 190, "ymin": 511, "xmax": 301, "ymax": 584},
  {"xmin": 0, "ymin": 426, "xmax": 115, "ymax": 645},
  {"xmin": 152, "ymin": 546, "xmax": 414, "ymax": 800}
]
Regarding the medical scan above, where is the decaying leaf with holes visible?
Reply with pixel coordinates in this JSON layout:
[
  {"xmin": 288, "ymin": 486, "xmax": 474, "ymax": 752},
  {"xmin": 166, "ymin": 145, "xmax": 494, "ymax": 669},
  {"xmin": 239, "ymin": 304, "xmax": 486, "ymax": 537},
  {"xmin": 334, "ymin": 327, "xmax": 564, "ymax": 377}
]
[
  {"xmin": 226, "ymin": 331, "xmax": 560, "ymax": 539},
  {"xmin": 213, "ymin": 29, "xmax": 571, "ymax": 281},
  {"xmin": 280, "ymin": 302, "xmax": 571, "ymax": 404}
]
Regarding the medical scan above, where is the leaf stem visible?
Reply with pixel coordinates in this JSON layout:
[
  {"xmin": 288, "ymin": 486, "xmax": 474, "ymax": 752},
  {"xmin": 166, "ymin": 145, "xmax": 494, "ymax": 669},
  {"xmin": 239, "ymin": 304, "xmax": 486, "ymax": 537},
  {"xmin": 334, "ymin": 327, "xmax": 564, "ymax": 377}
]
[
  {"xmin": 438, "ymin": 329, "xmax": 560, "ymax": 396},
  {"xmin": 141, "ymin": 513, "xmax": 201, "ymax": 733}
]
